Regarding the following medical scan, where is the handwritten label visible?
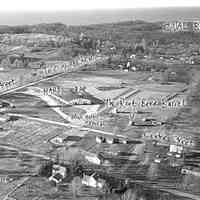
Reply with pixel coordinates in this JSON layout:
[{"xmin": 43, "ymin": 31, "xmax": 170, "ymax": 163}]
[
  {"xmin": 69, "ymin": 98, "xmax": 91, "ymax": 105},
  {"xmin": 71, "ymin": 113, "xmax": 104, "ymax": 127},
  {"xmin": 0, "ymin": 79, "xmax": 15, "ymax": 90},
  {"xmin": 162, "ymin": 21, "xmax": 200, "ymax": 32},
  {"xmin": 0, "ymin": 175, "xmax": 13, "ymax": 184},
  {"xmin": 85, "ymin": 120, "xmax": 104, "ymax": 127},
  {"xmin": 43, "ymin": 86, "xmax": 62, "ymax": 95},
  {"xmin": 104, "ymin": 97, "xmax": 186, "ymax": 109},
  {"xmin": 173, "ymin": 135, "xmax": 195, "ymax": 147}
]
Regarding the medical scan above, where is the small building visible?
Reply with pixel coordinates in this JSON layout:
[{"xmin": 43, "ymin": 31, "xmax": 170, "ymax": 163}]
[
  {"xmin": 49, "ymin": 173, "xmax": 63, "ymax": 184},
  {"xmin": 169, "ymin": 144, "xmax": 183, "ymax": 154},
  {"xmin": 49, "ymin": 164, "xmax": 66, "ymax": 184},
  {"xmin": 82, "ymin": 173, "xmax": 106, "ymax": 189},
  {"xmin": 85, "ymin": 152, "xmax": 101, "ymax": 165},
  {"xmin": 168, "ymin": 144, "xmax": 184, "ymax": 158},
  {"xmin": 181, "ymin": 167, "xmax": 200, "ymax": 177}
]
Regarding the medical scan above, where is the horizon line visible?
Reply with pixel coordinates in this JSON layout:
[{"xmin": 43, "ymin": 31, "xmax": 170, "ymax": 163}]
[{"xmin": 1, "ymin": 6, "xmax": 200, "ymax": 12}]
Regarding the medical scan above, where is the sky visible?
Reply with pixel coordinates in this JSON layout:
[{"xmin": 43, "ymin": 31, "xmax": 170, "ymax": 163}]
[{"xmin": 1, "ymin": 0, "xmax": 200, "ymax": 11}]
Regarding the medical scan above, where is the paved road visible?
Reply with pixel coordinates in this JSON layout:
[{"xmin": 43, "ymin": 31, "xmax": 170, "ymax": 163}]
[
  {"xmin": 0, "ymin": 72, "xmax": 65, "ymax": 96},
  {"xmin": 7, "ymin": 113, "xmax": 127, "ymax": 139}
]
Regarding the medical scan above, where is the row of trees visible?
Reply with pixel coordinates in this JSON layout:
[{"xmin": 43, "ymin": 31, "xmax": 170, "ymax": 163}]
[{"xmin": 1, "ymin": 35, "xmax": 70, "ymax": 48}]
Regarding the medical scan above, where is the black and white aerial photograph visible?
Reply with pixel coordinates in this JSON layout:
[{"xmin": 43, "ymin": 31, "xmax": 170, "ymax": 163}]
[{"xmin": 0, "ymin": 0, "xmax": 200, "ymax": 199}]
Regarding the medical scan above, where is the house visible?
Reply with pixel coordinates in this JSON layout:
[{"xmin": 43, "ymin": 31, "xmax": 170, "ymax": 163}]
[
  {"xmin": 49, "ymin": 164, "xmax": 66, "ymax": 184},
  {"xmin": 84, "ymin": 152, "xmax": 101, "ymax": 165},
  {"xmin": 49, "ymin": 173, "xmax": 64, "ymax": 184},
  {"xmin": 167, "ymin": 144, "xmax": 184, "ymax": 158},
  {"xmin": 181, "ymin": 167, "xmax": 200, "ymax": 177},
  {"xmin": 169, "ymin": 144, "xmax": 183, "ymax": 153},
  {"xmin": 82, "ymin": 173, "xmax": 106, "ymax": 189}
]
